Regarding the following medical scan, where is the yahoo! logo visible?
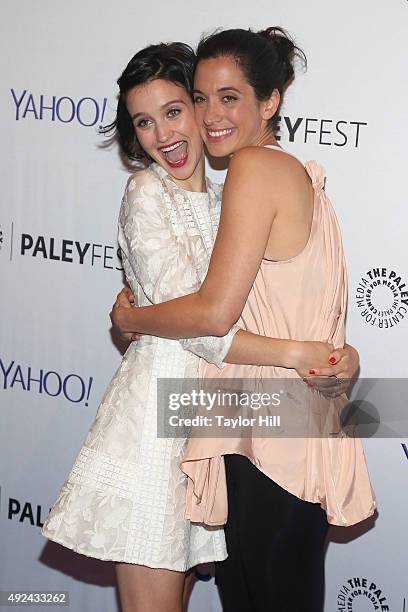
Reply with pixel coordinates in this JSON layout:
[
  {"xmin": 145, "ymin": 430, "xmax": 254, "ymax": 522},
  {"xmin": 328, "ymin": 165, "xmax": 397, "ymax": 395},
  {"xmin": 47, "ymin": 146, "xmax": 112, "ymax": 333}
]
[
  {"xmin": 11, "ymin": 89, "xmax": 108, "ymax": 127},
  {"xmin": 0, "ymin": 356, "xmax": 94, "ymax": 406}
]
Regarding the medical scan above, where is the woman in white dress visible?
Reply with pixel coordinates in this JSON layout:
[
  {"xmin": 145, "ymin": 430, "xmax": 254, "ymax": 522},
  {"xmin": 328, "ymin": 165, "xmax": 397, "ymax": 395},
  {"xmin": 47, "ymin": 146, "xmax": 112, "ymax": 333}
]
[{"xmin": 42, "ymin": 41, "xmax": 359, "ymax": 612}]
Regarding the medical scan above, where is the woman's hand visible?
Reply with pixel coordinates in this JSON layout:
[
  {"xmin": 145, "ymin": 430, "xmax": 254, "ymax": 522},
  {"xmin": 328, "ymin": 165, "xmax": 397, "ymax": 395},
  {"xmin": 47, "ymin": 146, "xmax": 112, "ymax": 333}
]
[
  {"xmin": 304, "ymin": 343, "xmax": 360, "ymax": 398},
  {"xmin": 309, "ymin": 343, "xmax": 359, "ymax": 379},
  {"xmin": 110, "ymin": 287, "xmax": 141, "ymax": 342},
  {"xmin": 290, "ymin": 340, "xmax": 334, "ymax": 378}
]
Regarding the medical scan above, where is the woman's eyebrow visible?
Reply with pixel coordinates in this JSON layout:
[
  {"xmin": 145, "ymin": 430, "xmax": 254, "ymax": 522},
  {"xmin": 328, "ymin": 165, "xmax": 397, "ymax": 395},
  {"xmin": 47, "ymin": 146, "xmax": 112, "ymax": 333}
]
[
  {"xmin": 161, "ymin": 99, "xmax": 187, "ymax": 108},
  {"xmin": 193, "ymin": 87, "xmax": 242, "ymax": 94},
  {"xmin": 131, "ymin": 99, "xmax": 186, "ymax": 120},
  {"xmin": 217, "ymin": 86, "xmax": 242, "ymax": 93}
]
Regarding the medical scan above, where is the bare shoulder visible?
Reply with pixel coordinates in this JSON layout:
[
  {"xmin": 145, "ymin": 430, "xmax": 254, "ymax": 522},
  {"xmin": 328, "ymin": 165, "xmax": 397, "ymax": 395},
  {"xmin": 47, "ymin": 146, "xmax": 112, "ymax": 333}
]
[
  {"xmin": 226, "ymin": 147, "xmax": 278, "ymax": 189},
  {"xmin": 229, "ymin": 146, "xmax": 305, "ymax": 183},
  {"xmin": 226, "ymin": 147, "xmax": 312, "ymax": 216},
  {"xmin": 228, "ymin": 146, "xmax": 273, "ymax": 172}
]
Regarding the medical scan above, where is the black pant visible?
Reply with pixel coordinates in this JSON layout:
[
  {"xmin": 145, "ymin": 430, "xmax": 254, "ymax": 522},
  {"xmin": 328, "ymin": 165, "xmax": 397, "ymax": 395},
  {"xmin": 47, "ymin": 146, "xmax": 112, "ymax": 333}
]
[{"xmin": 215, "ymin": 455, "xmax": 329, "ymax": 612}]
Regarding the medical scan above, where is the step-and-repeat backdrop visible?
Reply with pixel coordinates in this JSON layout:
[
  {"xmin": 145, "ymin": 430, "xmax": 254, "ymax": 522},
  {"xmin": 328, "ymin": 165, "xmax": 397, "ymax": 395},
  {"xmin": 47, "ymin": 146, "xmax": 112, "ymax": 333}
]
[{"xmin": 1, "ymin": 1, "xmax": 407, "ymax": 611}]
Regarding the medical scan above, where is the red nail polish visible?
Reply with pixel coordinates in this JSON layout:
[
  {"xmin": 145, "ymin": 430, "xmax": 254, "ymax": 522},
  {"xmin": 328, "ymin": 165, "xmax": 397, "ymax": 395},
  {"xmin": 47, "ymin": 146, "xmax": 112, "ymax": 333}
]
[
  {"xmin": 329, "ymin": 357, "xmax": 336, "ymax": 364},
  {"xmin": 309, "ymin": 369, "xmax": 316, "ymax": 375}
]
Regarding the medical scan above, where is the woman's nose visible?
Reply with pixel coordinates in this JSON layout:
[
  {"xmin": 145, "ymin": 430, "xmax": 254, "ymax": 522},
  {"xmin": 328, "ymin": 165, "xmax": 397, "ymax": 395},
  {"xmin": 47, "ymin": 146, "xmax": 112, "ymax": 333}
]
[
  {"xmin": 202, "ymin": 103, "xmax": 222, "ymax": 126},
  {"xmin": 155, "ymin": 122, "xmax": 172, "ymax": 143}
]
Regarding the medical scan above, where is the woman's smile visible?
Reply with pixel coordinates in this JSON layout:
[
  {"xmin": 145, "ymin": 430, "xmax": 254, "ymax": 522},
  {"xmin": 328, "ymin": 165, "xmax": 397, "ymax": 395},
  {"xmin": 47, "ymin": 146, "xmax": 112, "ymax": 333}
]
[
  {"xmin": 205, "ymin": 127, "xmax": 237, "ymax": 143},
  {"xmin": 158, "ymin": 140, "xmax": 189, "ymax": 168}
]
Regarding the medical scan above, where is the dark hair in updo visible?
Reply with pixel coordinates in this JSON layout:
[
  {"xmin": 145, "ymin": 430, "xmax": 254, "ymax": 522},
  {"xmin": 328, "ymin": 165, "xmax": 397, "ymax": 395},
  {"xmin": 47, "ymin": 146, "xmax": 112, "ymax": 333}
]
[
  {"xmin": 195, "ymin": 27, "xmax": 306, "ymax": 132},
  {"xmin": 102, "ymin": 42, "xmax": 196, "ymax": 161}
]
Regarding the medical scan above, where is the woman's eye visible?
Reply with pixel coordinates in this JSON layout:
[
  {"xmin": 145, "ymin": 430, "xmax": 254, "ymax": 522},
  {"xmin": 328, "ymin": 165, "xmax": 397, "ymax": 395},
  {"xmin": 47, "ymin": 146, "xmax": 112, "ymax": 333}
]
[
  {"xmin": 222, "ymin": 95, "xmax": 237, "ymax": 103},
  {"xmin": 136, "ymin": 118, "xmax": 151, "ymax": 128},
  {"xmin": 167, "ymin": 108, "xmax": 181, "ymax": 118},
  {"xmin": 193, "ymin": 96, "xmax": 205, "ymax": 105}
]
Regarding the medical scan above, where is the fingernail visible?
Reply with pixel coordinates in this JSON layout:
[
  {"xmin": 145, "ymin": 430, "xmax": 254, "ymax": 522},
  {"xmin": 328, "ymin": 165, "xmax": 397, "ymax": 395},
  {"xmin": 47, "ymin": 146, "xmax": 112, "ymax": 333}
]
[
  {"xmin": 309, "ymin": 369, "xmax": 316, "ymax": 375},
  {"xmin": 329, "ymin": 357, "xmax": 337, "ymax": 364}
]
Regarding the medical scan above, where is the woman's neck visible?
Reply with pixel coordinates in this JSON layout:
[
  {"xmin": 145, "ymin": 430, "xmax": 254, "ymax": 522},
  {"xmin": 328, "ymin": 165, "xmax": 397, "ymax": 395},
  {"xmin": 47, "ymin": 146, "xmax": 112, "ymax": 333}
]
[
  {"xmin": 228, "ymin": 131, "xmax": 280, "ymax": 162},
  {"xmin": 172, "ymin": 156, "xmax": 206, "ymax": 193},
  {"xmin": 254, "ymin": 129, "xmax": 279, "ymax": 148}
]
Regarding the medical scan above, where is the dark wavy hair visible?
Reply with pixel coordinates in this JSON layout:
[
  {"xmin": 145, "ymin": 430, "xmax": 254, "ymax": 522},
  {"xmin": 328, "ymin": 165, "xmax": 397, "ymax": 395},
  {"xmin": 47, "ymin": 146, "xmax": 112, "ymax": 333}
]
[
  {"xmin": 195, "ymin": 27, "xmax": 306, "ymax": 132},
  {"xmin": 101, "ymin": 42, "xmax": 196, "ymax": 161}
]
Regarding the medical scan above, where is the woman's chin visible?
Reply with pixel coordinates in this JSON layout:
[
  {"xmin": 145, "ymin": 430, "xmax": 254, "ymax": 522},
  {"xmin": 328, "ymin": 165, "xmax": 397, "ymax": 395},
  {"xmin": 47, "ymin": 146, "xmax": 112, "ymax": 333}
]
[
  {"xmin": 154, "ymin": 155, "xmax": 188, "ymax": 178},
  {"xmin": 168, "ymin": 161, "xmax": 198, "ymax": 182},
  {"xmin": 205, "ymin": 142, "xmax": 236, "ymax": 159}
]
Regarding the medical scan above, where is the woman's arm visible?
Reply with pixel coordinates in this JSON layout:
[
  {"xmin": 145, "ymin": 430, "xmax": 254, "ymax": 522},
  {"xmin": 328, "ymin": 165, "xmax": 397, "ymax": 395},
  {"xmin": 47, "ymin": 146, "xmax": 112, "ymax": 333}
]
[
  {"xmin": 113, "ymin": 147, "xmax": 288, "ymax": 338},
  {"xmin": 114, "ymin": 287, "xmax": 359, "ymax": 386}
]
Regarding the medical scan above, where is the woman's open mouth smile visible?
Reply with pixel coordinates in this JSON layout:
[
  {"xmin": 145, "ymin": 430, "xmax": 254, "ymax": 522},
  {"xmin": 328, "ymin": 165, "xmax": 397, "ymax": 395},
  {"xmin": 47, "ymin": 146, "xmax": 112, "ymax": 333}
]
[{"xmin": 158, "ymin": 140, "xmax": 189, "ymax": 168}]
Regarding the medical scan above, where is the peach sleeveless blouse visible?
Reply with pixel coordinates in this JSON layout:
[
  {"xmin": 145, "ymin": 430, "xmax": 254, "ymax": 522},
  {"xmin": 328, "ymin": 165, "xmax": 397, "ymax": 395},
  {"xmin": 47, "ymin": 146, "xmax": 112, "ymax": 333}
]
[{"xmin": 181, "ymin": 147, "xmax": 376, "ymax": 527}]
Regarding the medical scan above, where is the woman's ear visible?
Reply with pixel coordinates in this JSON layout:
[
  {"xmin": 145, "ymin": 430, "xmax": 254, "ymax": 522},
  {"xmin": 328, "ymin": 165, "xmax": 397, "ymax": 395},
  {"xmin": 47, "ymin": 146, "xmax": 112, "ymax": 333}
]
[{"xmin": 261, "ymin": 89, "xmax": 280, "ymax": 121}]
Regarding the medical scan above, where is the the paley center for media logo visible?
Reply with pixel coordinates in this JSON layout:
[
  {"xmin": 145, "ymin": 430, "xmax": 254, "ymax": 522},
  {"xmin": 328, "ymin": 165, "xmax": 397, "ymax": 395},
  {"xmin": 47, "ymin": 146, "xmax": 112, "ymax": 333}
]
[
  {"xmin": 337, "ymin": 577, "xmax": 390, "ymax": 611},
  {"xmin": 355, "ymin": 267, "xmax": 408, "ymax": 329}
]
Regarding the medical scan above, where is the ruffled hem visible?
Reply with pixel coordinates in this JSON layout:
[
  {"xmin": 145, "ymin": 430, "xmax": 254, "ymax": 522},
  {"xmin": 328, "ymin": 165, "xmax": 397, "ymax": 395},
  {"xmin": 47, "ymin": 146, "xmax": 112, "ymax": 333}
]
[{"xmin": 181, "ymin": 437, "xmax": 377, "ymax": 528}]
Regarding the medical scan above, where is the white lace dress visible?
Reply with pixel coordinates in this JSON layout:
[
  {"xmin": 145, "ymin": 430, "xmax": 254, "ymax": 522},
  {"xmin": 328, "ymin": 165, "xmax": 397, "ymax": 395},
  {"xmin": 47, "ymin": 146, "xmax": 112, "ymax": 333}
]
[{"xmin": 41, "ymin": 163, "xmax": 238, "ymax": 571}]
